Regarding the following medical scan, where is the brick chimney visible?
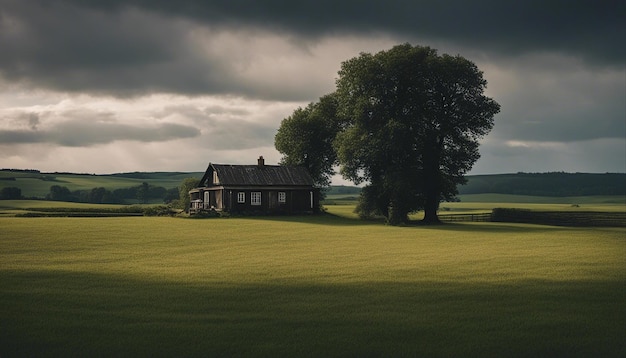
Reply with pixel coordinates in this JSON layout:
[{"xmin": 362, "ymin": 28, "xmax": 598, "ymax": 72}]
[{"xmin": 257, "ymin": 155, "xmax": 265, "ymax": 167}]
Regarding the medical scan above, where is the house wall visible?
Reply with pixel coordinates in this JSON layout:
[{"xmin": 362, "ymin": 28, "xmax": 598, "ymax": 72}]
[
  {"xmin": 191, "ymin": 186, "xmax": 319, "ymax": 214},
  {"xmin": 226, "ymin": 189, "xmax": 317, "ymax": 214}
]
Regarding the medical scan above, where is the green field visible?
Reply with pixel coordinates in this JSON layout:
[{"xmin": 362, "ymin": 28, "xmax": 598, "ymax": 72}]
[
  {"xmin": 0, "ymin": 171, "xmax": 202, "ymax": 198},
  {"xmin": 323, "ymin": 194, "xmax": 626, "ymax": 220},
  {"xmin": 1, "ymin": 205, "xmax": 625, "ymax": 357}
]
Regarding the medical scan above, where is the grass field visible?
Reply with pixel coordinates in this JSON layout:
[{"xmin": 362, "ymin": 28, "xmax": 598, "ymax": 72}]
[
  {"xmin": 1, "ymin": 209, "xmax": 625, "ymax": 357},
  {"xmin": 323, "ymin": 194, "xmax": 626, "ymax": 221}
]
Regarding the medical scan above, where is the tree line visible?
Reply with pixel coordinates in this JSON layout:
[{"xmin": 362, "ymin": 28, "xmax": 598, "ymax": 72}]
[
  {"xmin": 1, "ymin": 178, "xmax": 200, "ymax": 210},
  {"xmin": 459, "ymin": 172, "xmax": 626, "ymax": 197},
  {"xmin": 44, "ymin": 182, "xmax": 179, "ymax": 204}
]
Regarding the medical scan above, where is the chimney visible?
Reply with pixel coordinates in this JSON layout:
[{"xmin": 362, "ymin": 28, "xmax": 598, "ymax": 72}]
[{"xmin": 257, "ymin": 155, "xmax": 265, "ymax": 167}]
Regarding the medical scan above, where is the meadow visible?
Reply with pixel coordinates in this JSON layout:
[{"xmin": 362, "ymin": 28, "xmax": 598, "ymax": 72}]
[{"xmin": 1, "ymin": 201, "xmax": 625, "ymax": 357}]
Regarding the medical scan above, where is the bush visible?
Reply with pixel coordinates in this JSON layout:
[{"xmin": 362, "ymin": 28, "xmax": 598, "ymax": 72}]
[
  {"xmin": 142, "ymin": 205, "xmax": 177, "ymax": 217},
  {"xmin": 189, "ymin": 209, "xmax": 222, "ymax": 218},
  {"xmin": 0, "ymin": 187, "xmax": 22, "ymax": 200},
  {"xmin": 491, "ymin": 208, "xmax": 626, "ymax": 227}
]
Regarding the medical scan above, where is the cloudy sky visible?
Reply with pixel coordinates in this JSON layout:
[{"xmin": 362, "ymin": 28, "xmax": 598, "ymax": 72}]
[{"xmin": 0, "ymin": 0, "xmax": 624, "ymax": 184}]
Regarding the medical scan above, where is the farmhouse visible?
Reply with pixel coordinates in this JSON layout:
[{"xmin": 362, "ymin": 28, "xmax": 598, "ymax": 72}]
[{"xmin": 189, "ymin": 156, "xmax": 319, "ymax": 214}]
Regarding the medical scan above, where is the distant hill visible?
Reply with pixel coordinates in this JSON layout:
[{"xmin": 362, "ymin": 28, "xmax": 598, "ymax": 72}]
[
  {"xmin": 328, "ymin": 173, "xmax": 625, "ymax": 197},
  {"xmin": 459, "ymin": 173, "xmax": 625, "ymax": 196},
  {"xmin": 0, "ymin": 169, "xmax": 203, "ymax": 200},
  {"xmin": 1, "ymin": 169, "xmax": 624, "ymax": 199}
]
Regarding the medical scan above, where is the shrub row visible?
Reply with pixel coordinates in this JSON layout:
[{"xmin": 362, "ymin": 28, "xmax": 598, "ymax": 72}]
[
  {"xmin": 15, "ymin": 205, "xmax": 178, "ymax": 217},
  {"xmin": 491, "ymin": 208, "xmax": 626, "ymax": 227}
]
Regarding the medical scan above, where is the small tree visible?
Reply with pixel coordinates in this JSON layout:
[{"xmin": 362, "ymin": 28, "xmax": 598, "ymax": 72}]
[
  {"xmin": 47, "ymin": 185, "xmax": 73, "ymax": 202},
  {"xmin": 275, "ymin": 94, "xmax": 343, "ymax": 190},
  {"xmin": 0, "ymin": 187, "xmax": 22, "ymax": 200},
  {"xmin": 89, "ymin": 187, "xmax": 107, "ymax": 204},
  {"xmin": 136, "ymin": 182, "xmax": 150, "ymax": 204},
  {"xmin": 178, "ymin": 178, "xmax": 199, "ymax": 211}
]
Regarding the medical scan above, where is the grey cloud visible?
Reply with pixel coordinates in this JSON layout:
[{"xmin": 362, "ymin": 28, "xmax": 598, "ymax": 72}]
[
  {"xmin": 493, "ymin": 97, "xmax": 625, "ymax": 143},
  {"xmin": 0, "ymin": 0, "xmax": 623, "ymax": 100},
  {"xmin": 0, "ymin": 1, "xmax": 256, "ymax": 98},
  {"xmin": 37, "ymin": 0, "xmax": 626, "ymax": 66},
  {"xmin": 156, "ymin": 104, "xmax": 251, "ymax": 122},
  {"xmin": 0, "ymin": 1, "xmax": 332, "ymax": 100},
  {"xmin": 27, "ymin": 113, "xmax": 39, "ymax": 129},
  {"xmin": 150, "ymin": 104, "xmax": 276, "ymax": 149},
  {"xmin": 473, "ymin": 137, "xmax": 626, "ymax": 174},
  {"xmin": 0, "ymin": 119, "xmax": 200, "ymax": 146},
  {"xmin": 488, "ymin": 62, "xmax": 626, "ymax": 143},
  {"xmin": 196, "ymin": 117, "xmax": 276, "ymax": 150}
]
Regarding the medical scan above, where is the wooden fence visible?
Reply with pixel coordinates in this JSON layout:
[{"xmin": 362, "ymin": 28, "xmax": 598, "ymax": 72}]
[
  {"xmin": 491, "ymin": 208, "xmax": 626, "ymax": 227},
  {"xmin": 439, "ymin": 213, "xmax": 492, "ymax": 222},
  {"xmin": 437, "ymin": 210, "xmax": 626, "ymax": 227}
]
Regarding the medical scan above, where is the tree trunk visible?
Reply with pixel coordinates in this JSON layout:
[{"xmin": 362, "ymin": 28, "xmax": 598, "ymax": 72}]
[
  {"xmin": 387, "ymin": 199, "xmax": 409, "ymax": 226},
  {"xmin": 422, "ymin": 137, "xmax": 442, "ymax": 224},
  {"xmin": 422, "ymin": 192, "xmax": 441, "ymax": 224}
]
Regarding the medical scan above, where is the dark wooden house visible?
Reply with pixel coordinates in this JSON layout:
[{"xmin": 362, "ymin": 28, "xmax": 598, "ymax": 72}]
[{"xmin": 189, "ymin": 156, "xmax": 319, "ymax": 214}]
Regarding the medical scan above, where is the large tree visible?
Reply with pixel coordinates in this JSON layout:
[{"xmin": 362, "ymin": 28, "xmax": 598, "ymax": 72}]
[
  {"xmin": 275, "ymin": 94, "xmax": 343, "ymax": 189},
  {"xmin": 334, "ymin": 44, "xmax": 500, "ymax": 224}
]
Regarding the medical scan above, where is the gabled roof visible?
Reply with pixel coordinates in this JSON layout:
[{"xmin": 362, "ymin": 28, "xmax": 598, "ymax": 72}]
[{"xmin": 199, "ymin": 163, "xmax": 314, "ymax": 187}]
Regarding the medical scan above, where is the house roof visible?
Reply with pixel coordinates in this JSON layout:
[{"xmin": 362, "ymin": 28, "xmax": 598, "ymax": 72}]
[{"xmin": 199, "ymin": 163, "xmax": 314, "ymax": 187}]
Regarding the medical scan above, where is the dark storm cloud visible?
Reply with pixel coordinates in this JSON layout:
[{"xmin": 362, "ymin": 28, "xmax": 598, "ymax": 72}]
[
  {"xmin": 0, "ymin": 1, "xmax": 229, "ymax": 96},
  {"xmin": 0, "ymin": 0, "xmax": 623, "ymax": 99},
  {"xmin": 23, "ymin": 0, "xmax": 626, "ymax": 66},
  {"xmin": 0, "ymin": 118, "xmax": 200, "ymax": 146}
]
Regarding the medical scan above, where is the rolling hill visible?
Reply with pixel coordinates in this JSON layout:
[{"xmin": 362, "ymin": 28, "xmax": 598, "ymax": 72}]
[{"xmin": 1, "ymin": 169, "xmax": 624, "ymax": 200}]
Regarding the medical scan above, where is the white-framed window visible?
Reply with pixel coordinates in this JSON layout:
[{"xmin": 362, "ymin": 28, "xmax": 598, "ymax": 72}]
[
  {"xmin": 278, "ymin": 192, "xmax": 286, "ymax": 203},
  {"xmin": 213, "ymin": 171, "xmax": 219, "ymax": 184},
  {"xmin": 251, "ymin": 192, "xmax": 261, "ymax": 206},
  {"xmin": 237, "ymin": 192, "xmax": 245, "ymax": 203}
]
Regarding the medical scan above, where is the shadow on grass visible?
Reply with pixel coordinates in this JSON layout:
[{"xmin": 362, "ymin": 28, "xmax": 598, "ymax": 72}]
[
  {"xmin": 239, "ymin": 212, "xmax": 380, "ymax": 227},
  {"xmin": 1, "ymin": 270, "xmax": 624, "ymax": 357},
  {"xmin": 245, "ymin": 213, "xmax": 570, "ymax": 234}
]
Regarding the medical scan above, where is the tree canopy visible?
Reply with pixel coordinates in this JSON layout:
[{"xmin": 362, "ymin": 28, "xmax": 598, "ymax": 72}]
[
  {"xmin": 275, "ymin": 44, "xmax": 500, "ymax": 225},
  {"xmin": 274, "ymin": 94, "xmax": 342, "ymax": 189},
  {"xmin": 178, "ymin": 177, "xmax": 200, "ymax": 211}
]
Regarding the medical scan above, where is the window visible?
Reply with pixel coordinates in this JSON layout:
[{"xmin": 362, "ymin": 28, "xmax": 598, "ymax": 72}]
[
  {"xmin": 251, "ymin": 192, "xmax": 261, "ymax": 206},
  {"xmin": 213, "ymin": 171, "xmax": 219, "ymax": 184},
  {"xmin": 278, "ymin": 192, "xmax": 286, "ymax": 203},
  {"xmin": 237, "ymin": 192, "xmax": 245, "ymax": 203}
]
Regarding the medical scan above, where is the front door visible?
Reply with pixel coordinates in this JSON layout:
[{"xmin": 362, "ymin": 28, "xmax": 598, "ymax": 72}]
[{"xmin": 268, "ymin": 191, "xmax": 277, "ymax": 209}]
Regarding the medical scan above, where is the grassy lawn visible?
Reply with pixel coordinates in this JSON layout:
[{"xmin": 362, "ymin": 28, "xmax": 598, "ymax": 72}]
[{"xmin": 1, "ymin": 212, "xmax": 624, "ymax": 357}]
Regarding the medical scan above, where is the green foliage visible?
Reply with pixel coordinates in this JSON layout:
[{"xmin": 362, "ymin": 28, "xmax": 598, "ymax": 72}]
[
  {"xmin": 188, "ymin": 208, "xmax": 222, "ymax": 218},
  {"xmin": 333, "ymin": 44, "xmax": 500, "ymax": 224},
  {"xmin": 275, "ymin": 94, "xmax": 343, "ymax": 189},
  {"xmin": 275, "ymin": 44, "xmax": 499, "ymax": 225},
  {"xmin": 0, "ymin": 187, "xmax": 21, "ymax": 200},
  {"xmin": 46, "ymin": 185, "xmax": 73, "ymax": 201},
  {"xmin": 141, "ymin": 205, "xmax": 176, "ymax": 217},
  {"xmin": 178, "ymin": 177, "xmax": 199, "ymax": 211},
  {"xmin": 42, "ymin": 182, "xmax": 175, "ymax": 205}
]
